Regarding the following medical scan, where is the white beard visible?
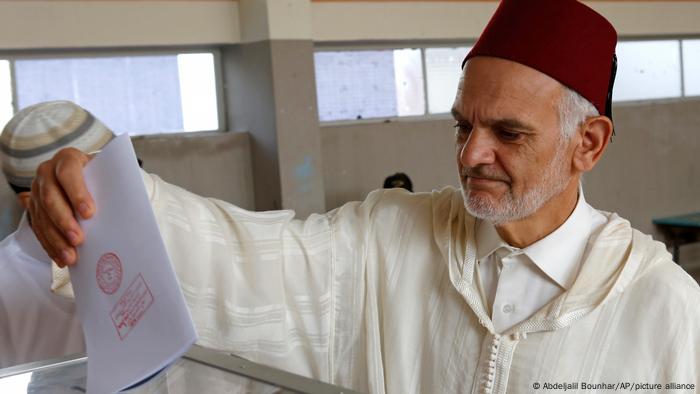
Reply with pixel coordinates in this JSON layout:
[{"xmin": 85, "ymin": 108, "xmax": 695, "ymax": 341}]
[{"xmin": 460, "ymin": 139, "xmax": 570, "ymax": 225}]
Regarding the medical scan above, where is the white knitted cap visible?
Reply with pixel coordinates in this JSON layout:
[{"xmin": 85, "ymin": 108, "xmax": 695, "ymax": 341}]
[{"xmin": 0, "ymin": 101, "xmax": 115, "ymax": 190}]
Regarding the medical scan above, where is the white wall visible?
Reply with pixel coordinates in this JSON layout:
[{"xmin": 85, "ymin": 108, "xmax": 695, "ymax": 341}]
[
  {"xmin": 312, "ymin": 1, "xmax": 700, "ymax": 42},
  {"xmin": 0, "ymin": 1, "xmax": 240, "ymax": 49},
  {"xmin": 2, "ymin": 1, "xmax": 700, "ymax": 50}
]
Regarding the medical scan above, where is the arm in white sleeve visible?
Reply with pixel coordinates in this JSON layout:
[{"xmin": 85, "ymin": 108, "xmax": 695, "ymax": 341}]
[
  {"xmin": 51, "ymin": 169, "xmax": 447, "ymax": 392},
  {"xmin": 144, "ymin": 172, "xmax": 386, "ymax": 386}
]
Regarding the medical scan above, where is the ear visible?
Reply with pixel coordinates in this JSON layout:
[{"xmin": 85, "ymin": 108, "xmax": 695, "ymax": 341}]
[
  {"xmin": 17, "ymin": 191, "xmax": 31, "ymax": 210},
  {"xmin": 572, "ymin": 116, "xmax": 613, "ymax": 172}
]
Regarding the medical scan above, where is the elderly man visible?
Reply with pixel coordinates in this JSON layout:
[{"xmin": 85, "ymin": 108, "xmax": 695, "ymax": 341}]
[
  {"xmin": 25, "ymin": 0, "xmax": 700, "ymax": 392},
  {"xmin": 0, "ymin": 101, "xmax": 115, "ymax": 367}
]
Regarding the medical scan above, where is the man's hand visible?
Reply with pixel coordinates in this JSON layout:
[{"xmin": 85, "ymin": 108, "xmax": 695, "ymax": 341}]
[{"xmin": 28, "ymin": 148, "xmax": 95, "ymax": 267}]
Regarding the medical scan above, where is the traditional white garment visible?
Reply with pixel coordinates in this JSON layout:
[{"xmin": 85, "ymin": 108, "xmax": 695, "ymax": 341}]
[
  {"xmin": 53, "ymin": 173, "xmax": 700, "ymax": 393},
  {"xmin": 476, "ymin": 191, "xmax": 607, "ymax": 333},
  {"xmin": 0, "ymin": 215, "xmax": 84, "ymax": 368}
]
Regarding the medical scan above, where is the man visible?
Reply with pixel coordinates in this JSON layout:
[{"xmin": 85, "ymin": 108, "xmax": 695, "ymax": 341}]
[
  {"xmin": 26, "ymin": 0, "xmax": 700, "ymax": 392},
  {"xmin": 0, "ymin": 101, "xmax": 114, "ymax": 368},
  {"xmin": 383, "ymin": 172, "xmax": 413, "ymax": 192}
]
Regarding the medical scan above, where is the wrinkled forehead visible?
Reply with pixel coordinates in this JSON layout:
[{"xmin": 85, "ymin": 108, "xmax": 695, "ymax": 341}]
[{"xmin": 454, "ymin": 57, "xmax": 563, "ymax": 121}]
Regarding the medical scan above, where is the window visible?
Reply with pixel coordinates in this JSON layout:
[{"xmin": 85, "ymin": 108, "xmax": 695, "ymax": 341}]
[
  {"xmin": 176, "ymin": 53, "xmax": 220, "ymax": 132},
  {"xmin": 682, "ymin": 39, "xmax": 700, "ymax": 97},
  {"xmin": 425, "ymin": 47, "xmax": 470, "ymax": 114},
  {"xmin": 0, "ymin": 60, "xmax": 12, "ymax": 129},
  {"xmin": 394, "ymin": 49, "xmax": 426, "ymax": 118},
  {"xmin": 314, "ymin": 49, "xmax": 424, "ymax": 122},
  {"xmin": 313, "ymin": 45, "xmax": 473, "ymax": 122},
  {"xmin": 1, "ymin": 52, "xmax": 220, "ymax": 136},
  {"xmin": 614, "ymin": 40, "xmax": 682, "ymax": 102},
  {"xmin": 315, "ymin": 39, "xmax": 700, "ymax": 123}
]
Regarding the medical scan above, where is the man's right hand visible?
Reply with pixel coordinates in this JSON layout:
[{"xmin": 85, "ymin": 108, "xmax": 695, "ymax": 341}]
[{"xmin": 28, "ymin": 148, "xmax": 95, "ymax": 268}]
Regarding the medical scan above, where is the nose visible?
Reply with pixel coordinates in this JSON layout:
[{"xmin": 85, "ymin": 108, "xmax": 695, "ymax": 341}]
[{"xmin": 459, "ymin": 128, "xmax": 497, "ymax": 168}]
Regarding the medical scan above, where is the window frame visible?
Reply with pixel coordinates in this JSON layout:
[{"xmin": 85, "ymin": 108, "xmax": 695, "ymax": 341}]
[
  {"xmin": 0, "ymin": 46, "xmax": 227, "ymax": 135},
  {"xmin": 612, "ymin": 37, "xmax": 684, "ymax": 104}
]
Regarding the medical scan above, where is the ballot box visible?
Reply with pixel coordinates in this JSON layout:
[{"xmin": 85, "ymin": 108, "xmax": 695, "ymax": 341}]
[{"xmin": 0, "ymin": 345, "xmax": 360, "ymax": 394}]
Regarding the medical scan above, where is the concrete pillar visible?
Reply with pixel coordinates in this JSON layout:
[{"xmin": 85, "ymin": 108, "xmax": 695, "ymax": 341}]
[{"xmin": 222, "ymin": 0, "xmax": 325, "ymax": 217}]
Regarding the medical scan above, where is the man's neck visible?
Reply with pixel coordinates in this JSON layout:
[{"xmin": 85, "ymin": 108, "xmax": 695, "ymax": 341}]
[{"xmin": 494, "ymin": 180, "xmax": 580, "ymax": 249}]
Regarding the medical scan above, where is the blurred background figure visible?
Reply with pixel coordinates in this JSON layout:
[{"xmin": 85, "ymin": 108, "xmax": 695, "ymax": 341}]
[
  {"xmin": 0, "ymin": 100, "xmax": 114, "ymax": 368},
  {"xmin": 383, "ymin": 172, "xmax": 413, "ymax": 192}
]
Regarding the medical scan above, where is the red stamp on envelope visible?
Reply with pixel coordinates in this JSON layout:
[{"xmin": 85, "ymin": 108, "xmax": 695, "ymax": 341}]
[
  {"xmin": 96, "ymin": 252, "xmax": 123, "ymax": 295},
  {"xmin": 110, "ymin": 274, "xmax": 154, "ymax": 341}
]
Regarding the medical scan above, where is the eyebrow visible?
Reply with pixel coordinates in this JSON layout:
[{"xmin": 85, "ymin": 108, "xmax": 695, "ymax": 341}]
[
  {"xmin": 489, "ymin": 118, "xmax": 535, "ymax": 132},
  {"xmin": 450, "ymin": 108, "xmax": 535, "ymax": 132}
]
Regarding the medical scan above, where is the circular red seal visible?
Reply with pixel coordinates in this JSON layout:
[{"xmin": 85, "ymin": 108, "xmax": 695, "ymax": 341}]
[{"xmin": 96, "ymin": 252, "xmax": 123, "ymax": 295}]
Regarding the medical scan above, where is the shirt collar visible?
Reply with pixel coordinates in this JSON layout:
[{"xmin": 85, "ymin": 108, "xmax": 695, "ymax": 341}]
[
  {"xmin": 475, "ymin": 189, "xmax": 594, "ymax": 290},
  {"xmin": 476, "ymin": 218, "xmax": 510, "ymax": 262},
  {"xmin": 523, "ymin": 191, "xmax": 592, "ymax": 289},
  {"xmin": 15, "ymin": 213, "xmax": 52, "ymax": 263}
]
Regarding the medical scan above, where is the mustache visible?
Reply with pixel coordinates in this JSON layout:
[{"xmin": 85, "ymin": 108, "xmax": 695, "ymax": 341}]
[{"xmin": 460, "ymin": 166, "xmax": 511, "ymax": 183}]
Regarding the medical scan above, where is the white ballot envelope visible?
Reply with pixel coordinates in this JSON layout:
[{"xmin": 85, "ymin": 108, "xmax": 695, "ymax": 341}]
[{"xmin": 69, "ymin": 134, "xmax": 197, "ymax": 393}]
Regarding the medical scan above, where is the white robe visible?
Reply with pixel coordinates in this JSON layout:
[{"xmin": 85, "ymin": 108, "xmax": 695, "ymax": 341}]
[
  {"xmin": 0, "ymin": 217, "xmax": 84, "ymax": 368},
  {"xmin": 54, "ymin": 173, "xmax": 700, "ymax": 393}
]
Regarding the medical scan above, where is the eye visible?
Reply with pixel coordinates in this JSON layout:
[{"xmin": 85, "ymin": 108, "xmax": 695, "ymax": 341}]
[{"xmin": 497, "ymin": 128, "xmax": 521, "ymax": 141}]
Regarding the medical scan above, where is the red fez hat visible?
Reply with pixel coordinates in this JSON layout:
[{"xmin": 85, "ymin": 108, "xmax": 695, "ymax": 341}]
[{"xmin": 465, "ymin": 0, "xmax": 617, "ymax": 120}]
